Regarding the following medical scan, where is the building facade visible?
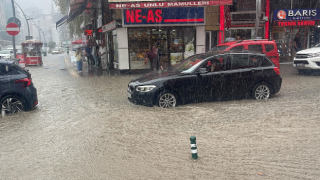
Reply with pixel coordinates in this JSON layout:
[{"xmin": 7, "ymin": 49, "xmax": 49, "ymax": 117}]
[{"xmin": 100, "ymin": 0, "xmax": 232, "ymax": 73}]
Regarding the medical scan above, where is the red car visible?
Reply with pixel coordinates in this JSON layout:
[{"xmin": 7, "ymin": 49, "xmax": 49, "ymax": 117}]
[{"xmin": 210, "ymin": 40, "xmax": 280, "ymax": 68}]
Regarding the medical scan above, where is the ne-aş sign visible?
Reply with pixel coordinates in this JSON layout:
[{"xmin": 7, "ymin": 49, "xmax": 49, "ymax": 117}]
[{"xmin": 123, "ymin": 7, "xmax": 204, "ymax": 25}]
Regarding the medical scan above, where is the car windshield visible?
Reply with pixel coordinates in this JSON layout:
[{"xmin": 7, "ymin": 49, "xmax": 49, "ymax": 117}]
[
  {"xmin": 210, "ymin": 45, "xmax": 229, "ymax": 52},
  {"xmin": 172, "ymin": 54, "xmax": 209, "ymax": 73},
  {"xmin": 315, "ymin": 44, "xmax": 320, "ymax": 47},
  {"xmin": 0, "ymin": 50, "xmax": 10, "ymax": 54}
]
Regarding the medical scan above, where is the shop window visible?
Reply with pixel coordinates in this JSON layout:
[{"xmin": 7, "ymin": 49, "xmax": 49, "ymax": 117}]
[
  {"xmin": 248, "ymin": 44, "xmax": 263, "ymax": 53},
  {"xmin": 128, "ymin": 28, "xmax": 151, "ymax": 70},
  {"xmin": 183, "ymin": 27, "xmax": 195, "ymax": 58},
  {"xmin": 230, "ymin": 45, "xmax": 244, "ymax": 52},
  {"xmin": 265, "ymin": 44, "xmax": 274, "ymax": 52}
]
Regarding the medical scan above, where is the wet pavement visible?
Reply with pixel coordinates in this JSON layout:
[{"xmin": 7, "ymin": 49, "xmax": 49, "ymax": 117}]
[{"xmin": 1, "ymin": 54, "xmax": 320, "ymax": 179}]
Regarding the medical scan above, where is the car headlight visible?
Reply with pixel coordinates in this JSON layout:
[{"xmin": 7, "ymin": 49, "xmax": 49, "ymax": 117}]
[
  {"xmin": 136, "ymin": 85, "xmax": 156, "ymax": 92},
  {"xmin": 313, "ymin": 53, "xmax": 320, "ymax": 57}
]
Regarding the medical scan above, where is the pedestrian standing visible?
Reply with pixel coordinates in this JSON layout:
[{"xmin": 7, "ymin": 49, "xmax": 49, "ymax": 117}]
[
  {"xmin": 144, "ymin": 45, "xmax": 162, "ymax": 71},
  {"xmin": 92, "ymin": 43, "xmax": 98, "ymax": 66},
  {"xmin": 99, "ymin": 43, "xmax": 108, "ymax": 70},
  {"xmin": 75, "ymin": 49, "xmax": 83, "ymax": 73},
  {"xmin": 85, "ymin": 44, "xmax": 92, "ymax": 66},
  {"xmin": 294, "ymin": 33, "xmax": 302, "ymax": 52}
]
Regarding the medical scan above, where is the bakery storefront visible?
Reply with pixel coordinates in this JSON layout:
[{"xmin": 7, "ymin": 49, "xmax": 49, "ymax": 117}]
[
  {"xmin": 272, "ymin": 9, "xmax": 320, "ymax": 61},
  {"xmin": 108, "ymin": 0, "xmax": 232, "ymax": 72}
]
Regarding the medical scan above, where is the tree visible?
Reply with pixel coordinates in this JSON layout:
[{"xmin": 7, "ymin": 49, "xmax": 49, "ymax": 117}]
[
  {"xmin": 48, "ymin": 41, "xmax": 56, "ymax": 51},
  {"xmin": 53, "ymin": 0, "xmax": 91, "ymax": 38}
]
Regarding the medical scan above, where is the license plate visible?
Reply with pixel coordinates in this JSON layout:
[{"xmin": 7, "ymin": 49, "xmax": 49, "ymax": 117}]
[
  {"xmin": 296, "ymin": 63, "xmax": 305, "ymax": 67},
  {"xmin": 127, "ymin": 92, "xmax": 132, "ymax": 98}
]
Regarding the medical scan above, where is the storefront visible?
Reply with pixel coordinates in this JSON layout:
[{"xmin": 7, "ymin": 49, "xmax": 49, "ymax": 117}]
[
  {"xmin": 107, "ymin": 0, "xmax": 232, "ymax": 72},
  {"xmin": 272, "ymin": 9, "xmax": 320, "ymax": 61},
  {"xmin": 222, "ymin": 0, "xmax": 270, "ymax": 42}
]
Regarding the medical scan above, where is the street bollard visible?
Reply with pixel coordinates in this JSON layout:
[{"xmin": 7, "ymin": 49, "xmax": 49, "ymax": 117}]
[
  {"xmin": 190, "ymin": 136, "xmax": 198, "ymax": 159},
  {"xmin": 1, "ymin": 109, "xmax": 5, "ymax": 117}
]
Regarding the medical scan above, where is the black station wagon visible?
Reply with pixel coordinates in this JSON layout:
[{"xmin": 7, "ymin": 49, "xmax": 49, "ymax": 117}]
[{"xmin": 127, "ymin": 52, "xmax": 282, "ymax": 108}]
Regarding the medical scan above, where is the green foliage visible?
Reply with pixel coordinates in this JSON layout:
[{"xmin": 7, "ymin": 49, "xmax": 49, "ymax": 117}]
[
  {"xmin": 48, "ymin": 41, "xmax": 56, "ymax": 50},
  {"xmin": 53, "ymin": 0, "xmax": 91, "ymax": 38},
  {"xmin": 53, "ymin": 0, "xmax": 71, "ymax": 14}
]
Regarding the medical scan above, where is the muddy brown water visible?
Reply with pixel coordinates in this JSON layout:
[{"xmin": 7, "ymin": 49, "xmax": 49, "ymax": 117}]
[{"xmin": 1, "ymin": 55, "xmax": 320, "ymax": 179}]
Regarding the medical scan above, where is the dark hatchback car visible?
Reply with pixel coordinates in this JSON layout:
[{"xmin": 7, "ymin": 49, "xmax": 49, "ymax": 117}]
[
  {"xmin": 0, "ymin": 59, "xmax": 38, "ymax": 114},
  {"xmin": 127, "ymin": 52, "xmax": 282, "ymax": 108}
]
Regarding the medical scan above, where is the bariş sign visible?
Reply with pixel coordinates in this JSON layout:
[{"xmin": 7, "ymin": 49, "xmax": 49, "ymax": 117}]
[
  {"xmin": 123, "ymin": 7, "xmax": 204, "ymax": 25},
  {"xmin": 275, "ymin": 20, "xmax": 318, "ymax": 27},
  {"xmin": 109, "ymin": 0, "xmax": 232, "ymax": 9},
  {"xmin": 274, "ymin": 9, "xmax": 319, "ymax": 21},
  {"xmin": 6, "ymin": 23, "xmax": 20, "ymax": 36}
]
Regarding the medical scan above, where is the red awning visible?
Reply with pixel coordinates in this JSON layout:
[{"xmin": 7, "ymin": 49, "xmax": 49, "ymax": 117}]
[
  {"xmin": 109, "ymin": 0, "xmax": 233, "ymax": 9},
  {"xmin": 71, "ymin": 39, "xmax": 88, "ymax": 44}
]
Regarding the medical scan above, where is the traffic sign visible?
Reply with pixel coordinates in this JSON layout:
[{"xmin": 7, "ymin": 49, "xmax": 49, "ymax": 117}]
[
  {"xmin": 6, "ymin": 23, "xmax": 20, "ymax": 36},
  {"xmin": 7, "ymin": 17, "xmax": 21, "ymax": 27}
]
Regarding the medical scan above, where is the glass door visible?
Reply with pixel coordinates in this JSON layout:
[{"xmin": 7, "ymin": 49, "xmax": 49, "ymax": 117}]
[
  {"xmin": 128, "ymin": 28, "xmax": 151, "ymax": 70},
  {"xmin": 169, "ymin": 27, "xmax": 184, "ymax": 68},
  {"xmin": 152, "ymin": 28, "xmax": 168, "ymax": 70}
]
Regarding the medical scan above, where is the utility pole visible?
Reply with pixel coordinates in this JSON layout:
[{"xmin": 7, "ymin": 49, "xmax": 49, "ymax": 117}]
[
  {"xmin": 14, "ymin": 1, "xmax": 30, "ymax": 39},
  {"xmin": 11, "ymin": 0, "xmax": 16, "ymax": 58},
  {"xmin": 254, "ymin": 0, "xmax": 261, "ymax": 39}
]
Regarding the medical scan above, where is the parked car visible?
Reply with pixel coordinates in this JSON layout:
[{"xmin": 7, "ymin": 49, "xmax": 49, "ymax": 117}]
[
  {"xmin": 210, "ymin": 40, "xmax": 280, "ymax": 68},
  {"xmin": 3, "ymin": 45, "xmax": 23, "ymax": 58},
  {"xmin": 293, "ymin": 46, "xmax": 320, "ymax": 74},
  {"xmin": 52, "ymin": 48, "xmax": 62, "ymax": 54},
  {"xmin": 127, "ymin": 52, "xmax": 282, "ymax": 108},
  {"xmin": 0, "ymin": 59, "xmax": 38, "ymax": 114},
  {"xmin": 0, "ymin": 50, "xmax": 14, "ymax": 59}
]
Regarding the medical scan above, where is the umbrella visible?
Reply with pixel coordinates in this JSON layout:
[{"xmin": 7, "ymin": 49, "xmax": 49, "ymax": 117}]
[{"xmin": 72, "ymin": 44, "xmax": 86, "ymax": 51}]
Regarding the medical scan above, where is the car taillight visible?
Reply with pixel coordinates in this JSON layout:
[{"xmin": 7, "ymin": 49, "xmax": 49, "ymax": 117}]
[
  {"xmin": 14, "ymin": 77, "xmax": 31, "ymax": 88},
  {"xmin": 273, "ymin": 67, "xmax": 280, "ymax": 75}
]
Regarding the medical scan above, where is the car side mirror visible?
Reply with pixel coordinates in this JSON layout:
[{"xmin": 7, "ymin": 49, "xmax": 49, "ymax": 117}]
[{"xmin": 196, "ymin": 68, "xmax": 207, "ymax": 74}]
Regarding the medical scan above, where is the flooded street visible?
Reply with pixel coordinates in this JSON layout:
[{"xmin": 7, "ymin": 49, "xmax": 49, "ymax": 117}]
[{"xmin": 1, "ymin": 54, "xmax": 320, "ymax": 179}]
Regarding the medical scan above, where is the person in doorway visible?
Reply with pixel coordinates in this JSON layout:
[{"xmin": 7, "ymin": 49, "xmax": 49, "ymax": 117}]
[
  {"xmin": 91, "ymin": 43, "xmax": 98, "ymax": 66},
  {"xmin": 99, "ymin": 43, "xmax": 108, "ymax": 70},
  {"xmin": 85, "ymin": 44, "xmax": 92, "ymax": 66},
  {"xmin": 144, "ymin": 45, "xmax": 162, "ymax": 71},
  {"xmin": 75, "ymin": 49, "xmax": 83, "ymax": 73},
  {"xmin": 294, "ymin": 33, "xmax": 302, "ymax": 52}
]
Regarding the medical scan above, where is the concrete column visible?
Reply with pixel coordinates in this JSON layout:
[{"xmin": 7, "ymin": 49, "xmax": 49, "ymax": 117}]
[
  {"xmin": 196, "ymin": 26, "xmax": 205, "ymax": 54},
  {"xmin": 116, "ymin": 28, "xmax": 129, "ymax": 70}
]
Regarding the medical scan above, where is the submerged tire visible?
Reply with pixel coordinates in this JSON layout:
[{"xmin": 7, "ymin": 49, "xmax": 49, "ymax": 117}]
[
  {"xmin": 0, "ymin": 95, "xmax": 25, "ymax": 114},
  {"xmin": 158, "ymin": 92, "xmax": 177, "ymax": 108},
  {"xmin": 252, "ymin": 83, "xmax": 271, "ymax": 100}
]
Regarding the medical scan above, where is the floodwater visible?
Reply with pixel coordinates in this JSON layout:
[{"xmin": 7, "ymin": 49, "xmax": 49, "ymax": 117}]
[{"xmin": 1, "ymin": 54, "xmax": 320, "ymax": 179}]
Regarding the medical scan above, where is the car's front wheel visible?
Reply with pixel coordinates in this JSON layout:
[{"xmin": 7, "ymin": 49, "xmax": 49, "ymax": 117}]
[
  {"xmin": 252, "ymin": 83, "xmax": 271, "ymax": 100},
  {"xmin": 157, "ymin": 92, "xmax": 177, "ymax": 108},
  {"xmin": 0, "ymin": 95, "xmax": 25, "ymax": 114}
]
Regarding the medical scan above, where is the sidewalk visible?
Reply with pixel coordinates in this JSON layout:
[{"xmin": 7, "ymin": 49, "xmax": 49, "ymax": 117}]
[{"xmin": 64, "ymin": 54, "xmax": 124, "ymax": 77}]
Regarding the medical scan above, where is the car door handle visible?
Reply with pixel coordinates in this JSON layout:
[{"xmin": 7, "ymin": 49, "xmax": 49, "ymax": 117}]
[{"xmin": 251, "ymin": 69, "xmax": 255, "ymax": 73}]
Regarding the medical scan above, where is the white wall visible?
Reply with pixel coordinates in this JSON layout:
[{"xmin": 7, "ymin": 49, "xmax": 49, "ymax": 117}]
[
  {"xmin": 196, "ymin": 26, "xmax": 205, "ymax": 54},
  {"xmin": 116, "ymin": 27, "xmax": 129, "ymax": 70}
]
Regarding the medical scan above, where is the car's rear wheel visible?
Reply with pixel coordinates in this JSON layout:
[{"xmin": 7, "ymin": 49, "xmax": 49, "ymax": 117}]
[
  {"xmin": 0, "ymin": 95, "xmax": 25, "ymax": 114},
  {"xmin": 252, "ymin": 83, "xmax": 271, "ymax": 100},
  {"xmin": 158, "ymin": 92, "xmax": 177, "ymax": 108}
]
